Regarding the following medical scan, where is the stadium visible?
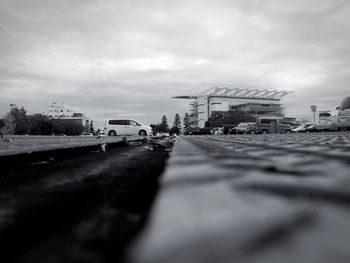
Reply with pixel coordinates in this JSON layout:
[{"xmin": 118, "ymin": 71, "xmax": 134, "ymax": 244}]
[{"xmin": 173, "ymin": 85, "xmax": 293, "ymax": 128}]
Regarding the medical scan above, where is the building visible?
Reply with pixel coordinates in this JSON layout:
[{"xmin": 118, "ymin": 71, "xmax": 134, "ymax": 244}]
[
  {"xmin": 47, "ymin": 102, "xmax": 89, "ymax": 126},
  {"xmin": 47, "ymin": 102, "xmax": 75, "ymax": 119},
  {"xmin": 173, "ymin": 86, "xmax": 293, "ymax": 128}
]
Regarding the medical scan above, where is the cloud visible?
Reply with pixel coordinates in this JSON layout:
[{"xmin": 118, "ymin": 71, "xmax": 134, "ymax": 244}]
[{"xmin": 0, "ymin": 0, "xmax": 349, "ymax": 125}]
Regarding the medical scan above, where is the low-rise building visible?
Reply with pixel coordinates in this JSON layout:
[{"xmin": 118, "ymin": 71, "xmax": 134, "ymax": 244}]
[{"xmin": 47, "ymin": 102, "xmax": 89, "ymax": 126}]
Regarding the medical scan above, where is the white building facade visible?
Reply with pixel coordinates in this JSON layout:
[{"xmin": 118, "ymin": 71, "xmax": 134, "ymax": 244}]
[
  {"xmin": 174, "ymin": 86, "xmax": 293, "ymax": 128},
  {"xmin": 47, "ymin": 102, "xmax": 89, "ymax": 126},
  {"xmin": 47, "ymin": 102, "xmax": 75, "ymax": 118}
]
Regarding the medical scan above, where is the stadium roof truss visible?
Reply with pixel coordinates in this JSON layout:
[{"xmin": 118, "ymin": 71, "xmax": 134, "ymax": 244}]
[
  {"xmin": 173, "ymin": 86, "xmax": 293, "ymax": 100},
  {"xmin": 200, "ymin": 86, "xmax": 293, "ymax": 100}
]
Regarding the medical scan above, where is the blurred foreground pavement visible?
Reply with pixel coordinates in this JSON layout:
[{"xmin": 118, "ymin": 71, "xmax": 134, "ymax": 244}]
[{"xmin": 130, "ymin": 133, "xmax": 350, "ymax": 263}]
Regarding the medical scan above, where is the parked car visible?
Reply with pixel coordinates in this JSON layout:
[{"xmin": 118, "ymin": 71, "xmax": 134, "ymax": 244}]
[
  {"xmin": 188, "ymin": 127, "xmax": 212, "ymax": 135},
  {"xmin": 156, "ymin": 132, "xmax": 170, "ymax": 137},
  {"xmin": 253, "ymin": 117, "xmax": 292, "ymax": 134},
  {"xmin": 304, "ymin": 124, "xmax": 320, "ymax": 132},
  {"xmin": 211, "ymin": 127, "xmax": 224, "ymax": 135},
  {"xmin": 104, "ymin": 119, "xmax": 152, "ymax": 136},
  {"xmin": 80, "ymin": 132, "xmax": 94, "ymax": 136},
  {"xmin": 319, "ymin": 111, "xmax": 334, "ymax": 125},
  {"xmin": 224, "ymin": 125, "xmax": 237, "ymax": 135},
  {"xmin": 335, "ymin": 96, "xmax": 350, "ymax": 131},
  {"xmin": 236, "ymin": 122, "xmax": 256, "ymax": 134},
  {"xmin": 227, "ymin": 126, "xmax": 238, "ymax": 134},
  {"xmin": 292, "ymin": 123, "xmax": 315, "ymax": 133}
]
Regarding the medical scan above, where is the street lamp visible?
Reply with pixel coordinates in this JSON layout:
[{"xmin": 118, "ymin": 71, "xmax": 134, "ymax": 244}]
[{"xmin": 310, "ymin": 105, "xmax": 317, "ymax": 123}]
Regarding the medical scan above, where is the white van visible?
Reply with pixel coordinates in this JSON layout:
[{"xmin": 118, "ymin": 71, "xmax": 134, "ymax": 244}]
[
  {"xmin": 104, "ymin": 119, "xmax": 152, "ymax": 136},
  {"xmin": 247, "ymin": 117, "xmax": 292, "ymax": 134},
  {"xmin": 336, "ymin": 97, "xmax": 350, "ymax": 130},
  {"xmin": 319, "ymin": 111, "xmax": 334, "ymax": 125}
]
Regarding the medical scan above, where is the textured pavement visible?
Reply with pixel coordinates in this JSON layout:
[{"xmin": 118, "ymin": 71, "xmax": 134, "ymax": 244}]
[
  {"xmin": 130, "ymin": 133, "xmax": 350, "ymax": 263},
  {"xmin": 0, "ymin": 135, "xmax": 134, "ymax": 156},
  {"xmin": 0, "ymin": 140, "xmax": 169, "ymax": 263}
]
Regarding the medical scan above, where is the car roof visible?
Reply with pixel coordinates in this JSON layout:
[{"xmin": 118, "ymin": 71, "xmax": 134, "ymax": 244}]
[
  {"xmin": 258, "ymin": 116, "xmax": 283, "ymax": 119},
  {"xmin": 106, "ymin": 118, "xmax": 140, "ymax": 121}
]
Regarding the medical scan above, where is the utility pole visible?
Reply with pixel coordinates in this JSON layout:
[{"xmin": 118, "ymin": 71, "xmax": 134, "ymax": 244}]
[{"xmin": 310, "ymin": 105, "xmax": 317, "ymax": 124}]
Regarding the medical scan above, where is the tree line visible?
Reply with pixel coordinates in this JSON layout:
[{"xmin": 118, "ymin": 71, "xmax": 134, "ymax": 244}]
[
  {"xmin": 0, "ymin": 106, "xmax": 89, "ymax": 136},
  {"xmin": 150, "ymin": 113, "xmax": 192, "ymax": 135},
  {"xmin": 0, "ymin": 106, "xmax": 256, "ymax": 137},
  {"xmin": 150, "ymin": 110, "xmax": 254, "ymax": 135},
  {"xmin": 205, "ymin": 110, "xmax": 255, "ymax": 128}
]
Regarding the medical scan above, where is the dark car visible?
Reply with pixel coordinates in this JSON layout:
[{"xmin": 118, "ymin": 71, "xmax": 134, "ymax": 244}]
[
  {"xmin": 292, "ymin": 123, "xmax": 315, "ymax": 133},
  {"xmin": 304, "ymin": 124, "xmax": 320, "ymax": 132},
  {"xmin": 223, "ymin": 125, "xmax": 237, "ymax": 135},
  {"xmin": 189, "ymin": 127, "xmax": 212, "ymax": 135}
]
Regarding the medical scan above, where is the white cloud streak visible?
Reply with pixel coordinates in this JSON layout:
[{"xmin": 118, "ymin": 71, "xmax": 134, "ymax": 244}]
[{"xmin": 0, "ymin": 0, "xmax": 349, "ymax": 124}]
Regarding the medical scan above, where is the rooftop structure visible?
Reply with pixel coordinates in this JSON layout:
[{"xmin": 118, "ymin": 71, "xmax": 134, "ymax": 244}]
[
  {"xmin": 173, "ymin": 86, "xmax": 293, "ymax": 128},
  {"xmin": 173, "ymin": 86, "xmax": 293, "ymax": 100}
]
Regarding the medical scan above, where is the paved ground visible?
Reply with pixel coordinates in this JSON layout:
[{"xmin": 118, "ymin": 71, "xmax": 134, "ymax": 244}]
[
  {"xmin": 0, "ymin": 140, "xmax": 169, "ymax": 263},
  {"xmin": 130, "ymin": 132, "xmax": 350, "ymax": 263},
  {"xmin": 0, "ymin": 135, "xmax": 136, "ymax": 156},
  {"xmin": 2, "ymin": 133, "xmax": 350, "ymax": 263}
]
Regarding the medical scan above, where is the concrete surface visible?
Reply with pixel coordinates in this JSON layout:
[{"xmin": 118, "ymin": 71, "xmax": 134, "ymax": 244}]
[
  {"xmin": 0, "ymin": 135, "xmax": 141, "ymax": 156},
  {"xmin": 0, "ymin": 140, "xmax": 169, "ymax": 263},
  {"xmin": 130, "ymin": 133, "xmax": 350, "ymax": 263}
]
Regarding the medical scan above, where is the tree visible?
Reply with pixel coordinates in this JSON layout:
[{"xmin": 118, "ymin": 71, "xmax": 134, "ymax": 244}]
[
  {"xmin": 89, "ymin": 120, "xmax": 94, "ymax": 133},
  {"xmin": 150, "ymin": 124, "xmax": 161, "ymax": 135},
  {"xmin": 0, "ymin": 119, "xmax": 4, "ymax": 137},
  {"xmin": 84, "ymin": 119, "xmax": 90, "ymax": 133},
  {"xmin": 52, "ymin": 119, "xmax": 84, "ymax": 136},
  {"xmin": 29, "ymin": 114, "xmax": 53, "ymax": 135},
  {"xmin": 3, "ymin": 106, "xmax": 30, "ymax": 135},
  {"xmin": 207, "ymin": 110, "xmax": 255, "ymax": 128},
  {"xmin": 183, "ymin": 113, "xmax": 191, "ymax": 135},
  {"xmin": 159, "ymin": 115, "xmax": 169, "ymax": 132},
  {"xmin": 170, "ymin": 113, "xmax": 181, "ymax": 135}
]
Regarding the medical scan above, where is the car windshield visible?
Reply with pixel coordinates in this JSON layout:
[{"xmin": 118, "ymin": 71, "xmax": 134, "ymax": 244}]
[{"xmin": 340, "ymin": 97, "xmax": 350, "ymax": 110}]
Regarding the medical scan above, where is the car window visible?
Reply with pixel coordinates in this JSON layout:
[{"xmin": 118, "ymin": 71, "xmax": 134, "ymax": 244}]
[
  {"xmin": 109, "ymin": 120, "xmax": 129, "ymax": 125},
  {"xmin": 340, "ymin": 97, "xmax": 350, "ymax": 110},
  {"xmin": 260, "ymin": 119, "xmax": 272, "ymax": 124},
  {"xmin": 129, "ymin": 120, "xmax": 139, "ymax": 126},
  {"xmin": 109, "ymin": 120, "xmax": 124, "ymax": 125}
]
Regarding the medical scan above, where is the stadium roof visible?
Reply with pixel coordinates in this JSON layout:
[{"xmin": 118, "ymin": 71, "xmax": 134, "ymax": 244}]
[{"xmin": 173, "ymin": 86, "xmax": 293, "ymax": 100}]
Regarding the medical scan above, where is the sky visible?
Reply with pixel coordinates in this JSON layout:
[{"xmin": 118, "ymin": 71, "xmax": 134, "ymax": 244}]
[{"xmin": 1, "ymin": 0, "xmax": 349, "ymax": 126}]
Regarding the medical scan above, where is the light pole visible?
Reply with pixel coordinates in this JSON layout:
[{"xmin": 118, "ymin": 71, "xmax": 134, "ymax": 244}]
[{"xmin": 310, "ymin": 105, "xmax": 317, "ymax": 124}]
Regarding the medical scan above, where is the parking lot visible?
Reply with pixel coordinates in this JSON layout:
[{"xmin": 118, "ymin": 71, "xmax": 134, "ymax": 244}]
[
  {"xmin": 131, "ymin": 132, "xmax": 350, "ymax": 263},
  {"xmin": 1, "ymin": 132, "xmax": 350, "ymax": 262}
]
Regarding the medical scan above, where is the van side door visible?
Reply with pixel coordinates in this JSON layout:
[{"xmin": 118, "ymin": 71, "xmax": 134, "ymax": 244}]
[
  {"xmin": 129, "ymin": 120, "xmax": 141, "ymax": 135},
  {"xmin": 122, "ymin": 120, "xmax": 132, "ymax": 135},
  {"xmin": 338, "ymin": 97, "xmax": 350, "ymax": 129}
]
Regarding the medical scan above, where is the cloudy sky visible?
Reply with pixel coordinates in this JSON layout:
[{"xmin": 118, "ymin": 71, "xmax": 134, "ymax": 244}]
[{"xmin": 1, "ymin": 0, "xmax": 349, "ymax": 126}]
